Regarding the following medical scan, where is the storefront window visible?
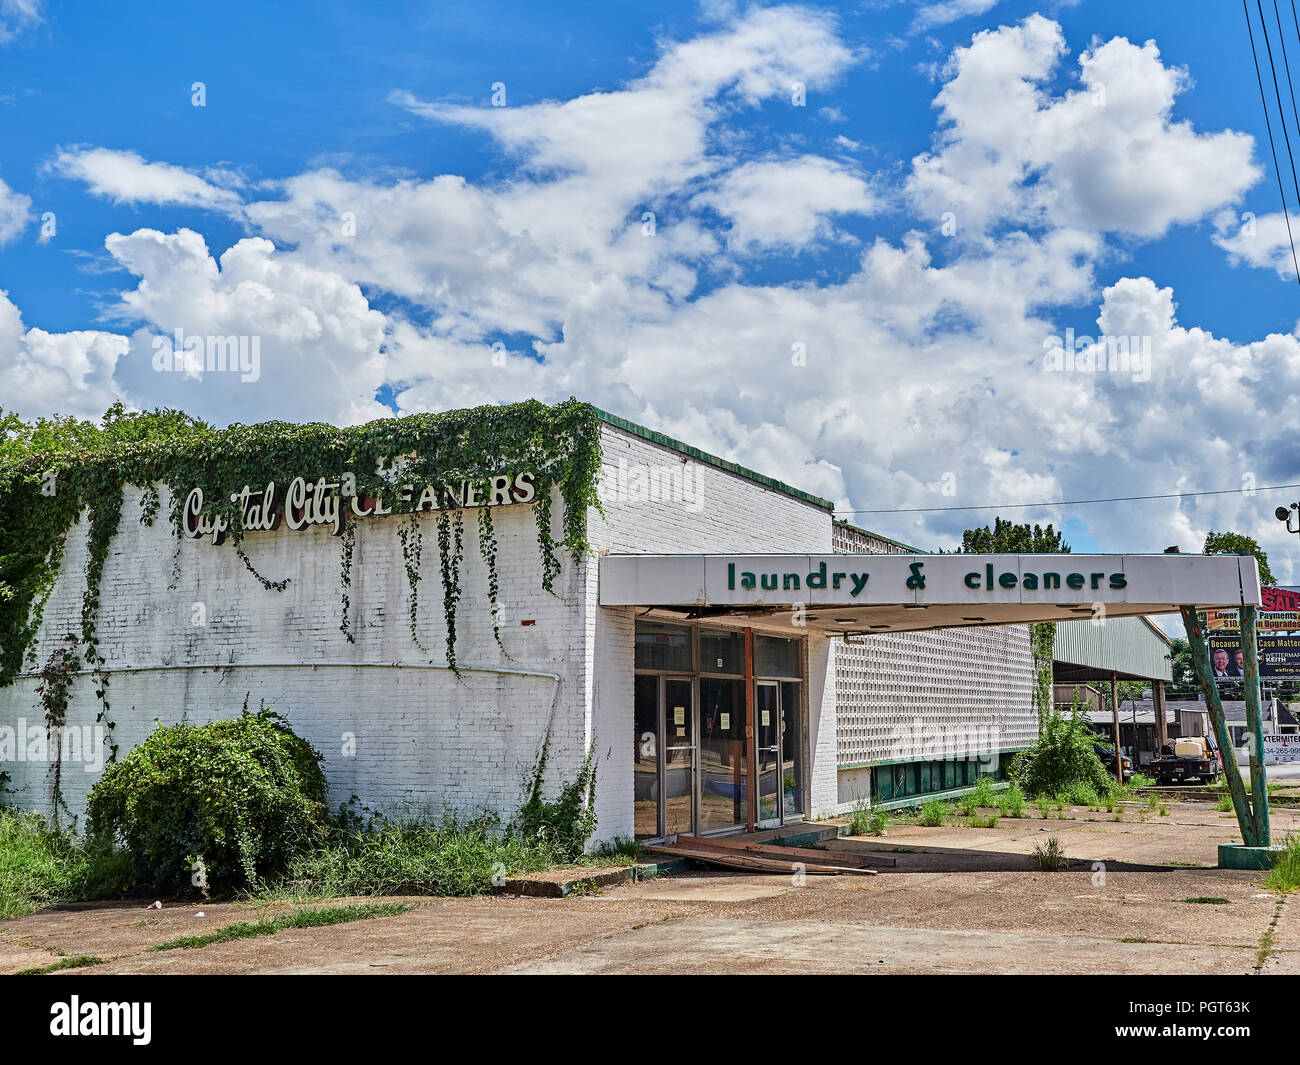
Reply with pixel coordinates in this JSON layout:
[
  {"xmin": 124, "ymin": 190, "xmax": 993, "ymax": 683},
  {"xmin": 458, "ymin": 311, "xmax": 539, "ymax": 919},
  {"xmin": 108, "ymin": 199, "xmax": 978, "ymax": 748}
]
[
  {"xmin": 755, "ymin": 635, "xmax": 800, "ymax": 678},
  {"xmin": 634, "ymin": 622, "xmax": 692, "ymax": 671},
  {"xmin": 699, "ymin": 628, "xmax": 744, "ymax": 674}
]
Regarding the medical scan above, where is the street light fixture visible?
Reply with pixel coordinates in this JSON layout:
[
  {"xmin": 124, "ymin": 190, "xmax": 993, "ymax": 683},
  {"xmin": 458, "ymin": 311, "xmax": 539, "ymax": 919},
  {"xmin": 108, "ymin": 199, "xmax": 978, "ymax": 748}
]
[{"xmin": 1276, "ymin": 503, "xmax": 1300, "ymax": 535}]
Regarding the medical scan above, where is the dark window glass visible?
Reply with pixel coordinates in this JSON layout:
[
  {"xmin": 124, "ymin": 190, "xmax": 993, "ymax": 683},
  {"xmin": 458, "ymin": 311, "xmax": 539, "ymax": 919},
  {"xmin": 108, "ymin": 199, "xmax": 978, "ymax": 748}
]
[
  {"xmin": 635, "ymin": 622, "xmax": 691, "ymax": 671},
  {"xmin": 699, "ymin": 629, "xmax": 744, "ymax": 674},
  {"xmin": 755, "ymin": 635, "xmax": 800, "ymax": 678}
]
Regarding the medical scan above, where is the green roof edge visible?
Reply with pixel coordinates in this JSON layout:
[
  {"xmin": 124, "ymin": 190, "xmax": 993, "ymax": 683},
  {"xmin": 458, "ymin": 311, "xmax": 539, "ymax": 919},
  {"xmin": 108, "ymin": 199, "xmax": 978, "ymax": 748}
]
[{"xmin": 590, "ymin": 406, "xmax": 836, "ymax": 512}]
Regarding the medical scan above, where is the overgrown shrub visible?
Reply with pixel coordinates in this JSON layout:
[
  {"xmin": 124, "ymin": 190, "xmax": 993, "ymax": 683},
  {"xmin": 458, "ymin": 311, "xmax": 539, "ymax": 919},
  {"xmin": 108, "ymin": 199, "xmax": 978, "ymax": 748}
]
[
  {"xmin": 87, "ymin": 705, "xmax": 327, "ymax": 894},
  {"xmin": 1010, "ymin": 704, "xmax": 1110, "ymax": 799}
]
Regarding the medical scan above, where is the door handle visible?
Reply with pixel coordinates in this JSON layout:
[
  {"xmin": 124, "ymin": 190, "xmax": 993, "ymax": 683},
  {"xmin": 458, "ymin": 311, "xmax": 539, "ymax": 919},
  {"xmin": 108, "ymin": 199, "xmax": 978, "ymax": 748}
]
[{"xmin": 666, "ymin": 745, "xmax": 697, "ymax": 751}]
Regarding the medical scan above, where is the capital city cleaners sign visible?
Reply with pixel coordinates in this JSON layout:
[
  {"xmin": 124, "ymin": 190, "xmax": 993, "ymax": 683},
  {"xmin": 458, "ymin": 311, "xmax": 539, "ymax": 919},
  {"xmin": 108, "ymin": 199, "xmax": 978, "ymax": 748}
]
[{"xmin": 183, "ymin": 472, "xmax": 537, "ymax": 544}]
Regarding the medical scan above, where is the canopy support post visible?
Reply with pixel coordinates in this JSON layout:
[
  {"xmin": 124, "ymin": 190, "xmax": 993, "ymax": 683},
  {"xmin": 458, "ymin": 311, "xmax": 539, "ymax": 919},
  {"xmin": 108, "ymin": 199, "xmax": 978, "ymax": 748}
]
[
  {"xmin": 1179, "ymin": 606, "xmax": 1256, "ymax": 846},
  {"xmin": 1241, "ymin": 604, "xmax": 1271, "ymax": 847}
]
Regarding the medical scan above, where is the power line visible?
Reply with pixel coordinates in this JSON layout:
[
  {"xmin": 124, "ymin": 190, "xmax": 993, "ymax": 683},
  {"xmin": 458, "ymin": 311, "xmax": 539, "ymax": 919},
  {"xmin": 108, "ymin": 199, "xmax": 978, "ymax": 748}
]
[
  {"xmin": 1245, "ymin": 0, "xmax": 1300, "ymax": 286},
  {"xmin": 835, "ymin": 481, "xmax": 1300, "ymax": 517}
]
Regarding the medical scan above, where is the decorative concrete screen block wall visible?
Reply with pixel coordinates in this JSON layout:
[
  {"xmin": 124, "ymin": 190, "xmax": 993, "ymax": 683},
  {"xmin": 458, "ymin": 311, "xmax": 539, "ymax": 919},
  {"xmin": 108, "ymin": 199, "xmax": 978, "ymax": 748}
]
[{"xmin": 830, "ymin": 522, "xmax": 1036, "ymax": 808}]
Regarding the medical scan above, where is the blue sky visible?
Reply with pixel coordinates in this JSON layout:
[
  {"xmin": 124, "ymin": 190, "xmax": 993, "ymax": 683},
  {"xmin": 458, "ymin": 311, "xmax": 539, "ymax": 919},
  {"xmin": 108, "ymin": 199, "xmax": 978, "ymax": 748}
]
[
  {"xmin": 2, "ymin": 0, "xmax": 1299, "ymax": 573},
  {"xmin": 3, "ymin": 1, "xmax": 1293, "ymax": 335}
]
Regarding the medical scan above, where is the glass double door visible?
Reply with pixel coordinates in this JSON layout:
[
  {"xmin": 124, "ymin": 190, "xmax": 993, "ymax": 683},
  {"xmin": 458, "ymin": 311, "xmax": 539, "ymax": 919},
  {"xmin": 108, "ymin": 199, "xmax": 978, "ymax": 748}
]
[
  {"xmin": 635, "ymin": 674, "xmax": 699, "ymax": 838},
  {"xmin": 755, "ymin": 681, "xmax": 801, "ymax": 828},
  {"xmin": 634, "ymin": 673, "xmax": 799, "ymax": 839}
]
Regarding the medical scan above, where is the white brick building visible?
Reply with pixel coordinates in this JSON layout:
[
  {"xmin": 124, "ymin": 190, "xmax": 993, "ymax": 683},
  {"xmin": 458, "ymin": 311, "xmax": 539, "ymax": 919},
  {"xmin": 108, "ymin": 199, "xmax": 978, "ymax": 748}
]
[{"xmin": 1, "ymin": 407, "xmax": 1036, "ymax": 841}]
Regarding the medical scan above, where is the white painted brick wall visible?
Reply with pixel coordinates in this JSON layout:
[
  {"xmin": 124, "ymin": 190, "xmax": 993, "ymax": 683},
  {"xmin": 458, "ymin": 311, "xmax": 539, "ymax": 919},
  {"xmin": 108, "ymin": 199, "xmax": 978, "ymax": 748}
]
[{"xmin": 1, "ymin": 422, "xmax": 838, "ymax": 846}]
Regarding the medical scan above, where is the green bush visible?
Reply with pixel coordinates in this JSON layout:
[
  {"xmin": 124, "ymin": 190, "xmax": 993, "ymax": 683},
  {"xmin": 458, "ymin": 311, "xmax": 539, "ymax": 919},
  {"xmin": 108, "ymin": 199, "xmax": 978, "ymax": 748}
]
[
  {"xmin": 1065, "ymin": 781, "xmax": 1101, "ymax": 808},
  {"xmin": 1010, "ymin": 705, "xmax": 1110, "ymax": 798},
  {"xmin": 87, "ymin": 705, "xmax": 327, "ymax": 894}
]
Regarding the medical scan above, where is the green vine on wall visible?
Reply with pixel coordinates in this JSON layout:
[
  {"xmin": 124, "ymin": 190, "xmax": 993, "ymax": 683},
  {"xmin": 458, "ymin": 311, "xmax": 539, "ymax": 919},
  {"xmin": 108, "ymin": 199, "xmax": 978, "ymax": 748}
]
[
  {"xmin": 0, "ymin": 398, "xmax": 605, "ymax": 729},
  {"xmin": 1030, "ymin": 621, "xmax": 1056, "ymax": 733},
  {"xmin": 35, "ymin": 634, "xmax": 81, "ymax": 826}
]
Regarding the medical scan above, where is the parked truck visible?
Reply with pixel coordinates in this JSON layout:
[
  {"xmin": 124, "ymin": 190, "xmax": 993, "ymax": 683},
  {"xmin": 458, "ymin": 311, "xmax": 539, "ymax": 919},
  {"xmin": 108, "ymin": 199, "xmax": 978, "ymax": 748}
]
[{"xmin": 1151, "ymin": 736, "xmax": 1220, "ymax": 785}]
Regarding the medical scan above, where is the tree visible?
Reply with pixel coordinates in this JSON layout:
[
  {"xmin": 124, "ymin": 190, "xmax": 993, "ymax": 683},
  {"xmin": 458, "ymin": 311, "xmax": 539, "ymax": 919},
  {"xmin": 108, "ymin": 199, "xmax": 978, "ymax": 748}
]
[
  {"xmin": 960, "ymin": 518, "xmax": 1071, "ymax": 732},
  {"xmin": 1203, "ymin": 530, "xmax": 1275, "ymax": 585},
  {"xmin": 960, "ymin": 517, "xmax": 1071, "ymax": 555},
  {"xmin": 1168, "ymin": 636, "xmax": 1199, "ymax": 698}
]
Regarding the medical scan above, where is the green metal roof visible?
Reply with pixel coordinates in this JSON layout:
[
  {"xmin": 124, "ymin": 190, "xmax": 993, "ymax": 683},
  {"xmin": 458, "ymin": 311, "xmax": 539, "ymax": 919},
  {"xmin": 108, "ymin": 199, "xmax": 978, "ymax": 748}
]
[
  {"xmin": 1053, "ymin": 615, "xmax": 1173, "ymax": 683},
  {"xmin": 592, "ymin": 406, "xmax": 836, "ymax": 512}
]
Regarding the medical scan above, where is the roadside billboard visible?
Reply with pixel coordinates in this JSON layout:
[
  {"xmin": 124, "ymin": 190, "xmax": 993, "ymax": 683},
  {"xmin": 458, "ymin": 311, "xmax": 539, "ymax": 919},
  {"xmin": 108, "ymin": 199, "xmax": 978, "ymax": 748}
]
[{"xmin": 1206, "ymin": 586, "xmax": 1300, "ymax": 680}]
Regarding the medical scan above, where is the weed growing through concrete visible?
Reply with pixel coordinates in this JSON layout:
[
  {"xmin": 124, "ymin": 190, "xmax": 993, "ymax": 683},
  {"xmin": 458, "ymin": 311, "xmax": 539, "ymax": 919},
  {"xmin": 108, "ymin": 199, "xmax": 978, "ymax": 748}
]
[
  {"xmin": 152, "ymin": 901, "xmax": 414, "ymax": 951},
  {"xmin": 15, "ymin": 953, "xmax": 106, "ymax": 975},
  {"xmin": 1032, "ymin": 837, "xmax": 1068, "ymax": 871}
]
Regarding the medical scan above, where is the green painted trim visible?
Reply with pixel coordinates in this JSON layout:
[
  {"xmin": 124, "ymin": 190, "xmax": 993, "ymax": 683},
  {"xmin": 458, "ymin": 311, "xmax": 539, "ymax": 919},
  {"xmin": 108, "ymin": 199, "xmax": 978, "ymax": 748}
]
[
  {"xmin": 591, "ymin": 406, "xmax": 836, "ymax": 512},
  {"xmin": 833, "ymin": 518, "xmax": 926, "ymax": 554},
  {"xmin": 1217, "ymin": 843, "xmax": 1285, "ymax": 870},
  {"xmin": 837, "ymin": 747, "xmax": 1030, "ymax": 772},
  {"xmin": 871, "ymin": 780, "xmax": 1010, "ymax": 812}
]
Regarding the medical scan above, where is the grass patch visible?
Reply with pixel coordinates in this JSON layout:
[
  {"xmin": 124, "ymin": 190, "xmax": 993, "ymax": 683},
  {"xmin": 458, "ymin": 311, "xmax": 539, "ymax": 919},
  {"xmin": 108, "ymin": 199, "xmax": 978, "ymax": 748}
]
[
  {"xmin": 153, "ymin": 901, "xmax": 413, "ymax": 951},
  {"xmin": 1181, "ymin": 896, "xmax": 1230, "ymax": 905},
  {"xmin": 262, "ymin": 811, "xmax": 572, "ymax": 898},
  {"xmin": 0, "ymin": 809, "xmax": 132, "ymax": 919},
  {"xmin": 578, "ymin": 837, "xmax": 644, "ymax": 867},
  {"xmin": 1216, "ymin": 793, "xmax": 1234, "ymax": 813},
  {"xmin": 15, "ymin": 954, "xmax": 106, "ymax": 975},
  {"xmin": 997, "ymin": 783, "xmax": 1026, "ymax": 818},
  {"xmin": 1264, "ymin": 835, "xmax": 1300, "ymax": 894},
  {"xmin": 965, "ymin": 813, "xmax": 999, "ymax": 828},
  {"xmin": 1032, "ymin": 836, "xmax": 1068, "ymax": 872}
]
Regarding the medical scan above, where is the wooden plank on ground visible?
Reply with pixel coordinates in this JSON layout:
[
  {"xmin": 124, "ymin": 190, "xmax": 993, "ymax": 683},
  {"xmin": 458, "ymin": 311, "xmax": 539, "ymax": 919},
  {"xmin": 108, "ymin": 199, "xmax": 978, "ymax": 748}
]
[
  {"xmin": 674, "ymin": 834, "xmax": 890, "ymax": 868},
  {"xmin": 646, "ymin": 843, "xmax": 876, "ymax": 875}
]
